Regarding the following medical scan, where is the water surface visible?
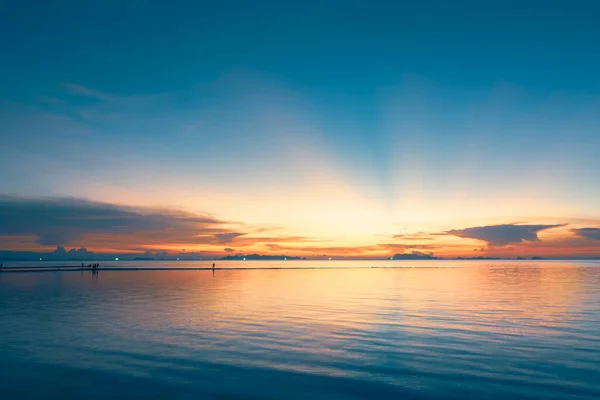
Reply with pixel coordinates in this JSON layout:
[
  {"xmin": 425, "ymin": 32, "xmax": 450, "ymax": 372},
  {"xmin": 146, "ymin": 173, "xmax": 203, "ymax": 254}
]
[{"xmin": 1, "ymin": 261, "xmax": 599, "ymax": 399}]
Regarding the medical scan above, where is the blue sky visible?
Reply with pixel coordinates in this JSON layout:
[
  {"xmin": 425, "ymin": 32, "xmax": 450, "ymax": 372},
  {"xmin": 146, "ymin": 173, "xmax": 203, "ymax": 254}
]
[
  {"xmin": 3, "ymin": 1, "xmax": 600, "ymax": 95},
  {"xmin": 1, "ymin": 0, "xmax": 599, "ymax": 257}
]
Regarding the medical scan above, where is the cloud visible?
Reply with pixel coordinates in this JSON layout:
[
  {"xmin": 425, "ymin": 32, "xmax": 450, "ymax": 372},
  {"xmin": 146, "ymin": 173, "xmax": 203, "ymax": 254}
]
[
  {"xmin": 446, "ymin": 224, "xmax": 563, "ymax": 246},
  {"xmin": 264, "ymin": 244, "xmax": 284, "ymax": 250},
  {"xmin": 223, "ymin": 247, "xmax": 235, "ymax": 252},
  {"xmin": 260, "ymin": 243, "xmax": 382, "ymax": 255},
  {"xmin": 0, "ymin": 195, "xmax": 231, "ymax": 249},
  {"xmin": 392, "ymin": 232, "xmax": 434, "ymax": 240},
  {"xmin": 62, "ymin": 82, "xmax": 174, "ymax": 117},
  {"xmin": 230, "ymin": 235, "xmax": 322, "ymax": 247},
  {"xmin": 383, "ymin": 243, "xmax": 436, "ymax": 250},
  {"xmin": 394, "ymin": 236, "xmax": 434, "ymax": 240},
  {"xmin": 214, "ymin": 232, "xmax": 246, "ymax": 243},
  {"xmin": 260, "ymin": 242, "xmax": 453, "ymax": 256},
  {"xmin": 572, "ymin": 228, "xmax": 600, "ymax": 241},
  {"xmin": 0, "ymin": 196, "xmax": 328, "ymax": 255},
  {"xmin": 63, "ymin": 83, "xmax": 117, "ymax": 103}
]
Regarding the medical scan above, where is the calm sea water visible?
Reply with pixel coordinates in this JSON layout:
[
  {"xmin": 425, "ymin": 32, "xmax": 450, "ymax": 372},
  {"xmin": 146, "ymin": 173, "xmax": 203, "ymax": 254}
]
[{"xmin": 1, "ymin": 261, "xmax": 599, "ymax": 399}]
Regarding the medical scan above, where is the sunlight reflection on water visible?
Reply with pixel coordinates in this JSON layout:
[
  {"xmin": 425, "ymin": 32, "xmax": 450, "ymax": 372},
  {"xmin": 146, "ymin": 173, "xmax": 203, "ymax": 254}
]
[{"xmin": 1, "ymin": 261, "xmax": 599, "ymax": 399}]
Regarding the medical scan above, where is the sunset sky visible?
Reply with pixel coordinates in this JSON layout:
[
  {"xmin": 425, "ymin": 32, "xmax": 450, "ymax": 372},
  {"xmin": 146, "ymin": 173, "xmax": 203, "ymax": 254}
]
[{"xmin": 1, "ymin": 1, "xmax": 599, "ymax": 258}]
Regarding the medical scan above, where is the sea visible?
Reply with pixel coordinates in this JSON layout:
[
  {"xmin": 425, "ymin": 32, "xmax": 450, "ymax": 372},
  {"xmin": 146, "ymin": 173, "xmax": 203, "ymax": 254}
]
[{"xmin": 0, "ymin": 260, "xmax": 599, "ymax": 399}]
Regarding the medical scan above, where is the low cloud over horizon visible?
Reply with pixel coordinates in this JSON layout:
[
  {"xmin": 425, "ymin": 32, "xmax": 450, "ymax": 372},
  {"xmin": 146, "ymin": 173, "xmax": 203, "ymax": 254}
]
[
  {"xmin": 446, "ymin": 224, "xmax": 564, "ymax": 246},
  {"xmin": 572, "ymin": 228, "xmax": 600, "ymax": 241},
  {"xmin": 0, "ymin": 195, "xmax": 235, "ymax": 251},
  {"xmin": 0, "ymin": 195, "xmax": 599, "ymax": 258}
]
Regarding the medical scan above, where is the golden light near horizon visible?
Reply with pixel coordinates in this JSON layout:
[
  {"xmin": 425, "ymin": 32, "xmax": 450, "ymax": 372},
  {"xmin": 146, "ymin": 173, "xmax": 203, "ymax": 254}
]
[{"xmin": 0, "ymin": 2, "xmax": 599, "ymax": 260}]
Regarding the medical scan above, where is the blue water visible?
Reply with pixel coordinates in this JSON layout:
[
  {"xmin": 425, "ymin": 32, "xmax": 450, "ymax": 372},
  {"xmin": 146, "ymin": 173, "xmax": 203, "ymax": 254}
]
[{"xmin": 1, "ymin": 261, "xmax": 599, "ymax": 399}]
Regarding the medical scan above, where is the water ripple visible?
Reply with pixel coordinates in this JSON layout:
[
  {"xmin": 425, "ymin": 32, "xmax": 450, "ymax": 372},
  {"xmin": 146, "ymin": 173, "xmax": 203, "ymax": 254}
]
[{"xmin": 1, "ymin": 262, "xmax": 600, "ymax": 399}]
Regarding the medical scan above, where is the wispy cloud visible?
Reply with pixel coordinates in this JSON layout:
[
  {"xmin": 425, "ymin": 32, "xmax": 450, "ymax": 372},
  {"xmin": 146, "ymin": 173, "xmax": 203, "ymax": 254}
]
[
  {"xmin": 383, "ymin": 243, "xmax": 437, "ymax": 250},
  {"xmin": 214, "ymin": 232, "xmax": 246, "ymax": 244},
  {"xmin": 260, "ymin": 242, "xmax": 439, "ymax": 256},
  {"xmin": 64, "ymin": 83, "xmax": 118, "ymax": 103},
  {"xmin": 392, "ymin": 232, "xmax": 435, "ymax": 241},
  {"xmin": 231, "ymin": 236, "xmax": 324, "ymax": 247}
]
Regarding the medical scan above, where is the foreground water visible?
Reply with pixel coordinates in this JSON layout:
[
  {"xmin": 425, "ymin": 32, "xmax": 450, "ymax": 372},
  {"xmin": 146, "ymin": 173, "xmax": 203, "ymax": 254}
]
[{"xmin": 1, "ymin": 261, "xmax": 599, "ymax": 399}]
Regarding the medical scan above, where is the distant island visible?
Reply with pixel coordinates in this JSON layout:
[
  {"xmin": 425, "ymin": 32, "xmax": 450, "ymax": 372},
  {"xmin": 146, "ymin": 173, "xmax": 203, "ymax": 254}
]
[
  {"xmin": 0, "ymin": 247, "xmax": 577, "ymax": 262},
  {"xmin": 390, "ymin": 252, "xmax": 439, "ymax": 260},
  {"xmin": 452, "ymin": 256, "xmax": 546, "ymax": 260}
]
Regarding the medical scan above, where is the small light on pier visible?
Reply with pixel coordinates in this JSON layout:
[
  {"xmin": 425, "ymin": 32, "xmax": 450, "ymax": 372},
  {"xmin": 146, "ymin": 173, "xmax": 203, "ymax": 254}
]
[{"xmin": 115, "ymin": 257, "xmax": 119, "ymax": 261}]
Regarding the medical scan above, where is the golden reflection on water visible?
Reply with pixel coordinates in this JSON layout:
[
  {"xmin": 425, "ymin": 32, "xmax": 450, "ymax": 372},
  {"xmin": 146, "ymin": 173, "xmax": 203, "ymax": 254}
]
[
  {"xmin": 2, "ymin": 263, "xmax": 596, "ymax": 339},
  {"xmin": 39, "ymin": 263, "xmax": 591, "ymax": 342},
  {"xmin": 2, "ymin": 262, "xmax": 600, "ymax": 396}
]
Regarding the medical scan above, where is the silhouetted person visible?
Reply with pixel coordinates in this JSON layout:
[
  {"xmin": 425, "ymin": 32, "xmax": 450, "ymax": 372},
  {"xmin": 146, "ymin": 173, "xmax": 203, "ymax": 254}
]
[{"xmin": 212, "ymin": 263, "xmax": 215, "ymax": 269}]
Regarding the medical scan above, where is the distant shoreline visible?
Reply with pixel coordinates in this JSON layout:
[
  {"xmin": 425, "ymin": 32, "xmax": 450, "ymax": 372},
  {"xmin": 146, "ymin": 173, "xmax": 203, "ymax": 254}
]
[
  {"xmin": 0, "ymin": 266, "xmax": 460, "ymax": 273},
  {"xmin": 1, "ymin": 260, "xmax": 599, "ymax": 274},
  {"xmin": 1, "ymin": 258, "xmax": 599, "ymax": 264}
]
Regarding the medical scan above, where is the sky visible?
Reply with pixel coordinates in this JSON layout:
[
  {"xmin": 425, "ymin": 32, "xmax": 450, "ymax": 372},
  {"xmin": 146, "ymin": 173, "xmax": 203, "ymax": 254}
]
[{"xmin": 1, "ymin": 0, "xmax": 599, "ymax": 259}]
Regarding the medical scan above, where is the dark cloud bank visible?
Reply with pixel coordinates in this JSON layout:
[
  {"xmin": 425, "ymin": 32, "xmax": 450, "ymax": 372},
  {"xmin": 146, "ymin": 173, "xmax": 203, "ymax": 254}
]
[
  {"xmin": 446, "ymin": 224, "xmax": 563, "ymax": 246},
  {"xmin": 0, "ymin": 196, "xmax": 312, "ymax": 261},
  {"xmin": 0, "ymin": 195, "xmax": 229, "ymax": 247},
  {"xmin": 572, "ymin": 228, "xmax": 600, "ymax": 241}
]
